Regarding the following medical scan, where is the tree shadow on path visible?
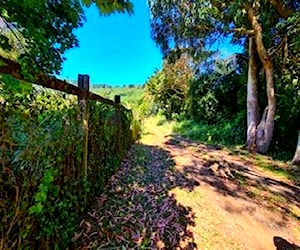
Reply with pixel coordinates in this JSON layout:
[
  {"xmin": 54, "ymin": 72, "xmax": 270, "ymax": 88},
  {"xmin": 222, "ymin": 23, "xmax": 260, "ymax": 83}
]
[
  {"xmin": 74, "ymin": 143, "xmax": 198, "ymax": 249},
  {"xmin": 164, "ymin": 135, "xmax": 300, "ymax": 224},
  {"xmin": 273, "ymin": 236, "xmax": 300, "ymax": 250}
]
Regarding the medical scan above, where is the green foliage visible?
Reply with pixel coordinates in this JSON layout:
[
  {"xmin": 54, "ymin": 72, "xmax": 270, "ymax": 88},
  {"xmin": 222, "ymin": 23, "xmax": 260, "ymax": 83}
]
[
  {"xmin": 148, "ymin": 0, "xmax": 219, "ymax": 59},
  {"xmin": 0, "ymin": 77, "xmax": 133, "ymax": 248},
  {"xmin": 145, "ymin": 55, "xmax": 193, "ymax": 120},
  {"xmin": 174, "ymin": 111, "xmax": 246, "ymax": 147},
  {"xmin": 92, "ymin": 85, "xmax": 143, "ymax": 110},
  {"xmin": 0, "ymin": 33, "xmax": 12, "ymax": 51},
  {"xmin": 0, "ymin": 0, "xmax": 133, "ymax": 74},
  {"xmin": 271, "ymin": 62, "xmax": 300, "ymax": 156},
  {"xmin": 93, "ymin": 85, "xmax": 143, "ymax": 141},
  {"xmin": 148, "ymin": 0, "xmax": 300, "ymax": 158},
  {"xmin": 268, "ymin": 10, "xmax": 300, "ymax": 156},
  {"xmin": 148, "ymin": 0, "xmax": 298, "ymax": 60},
  {"xmin": 0, "ymin": 0, "xmax": 86, "ymax": 74},
  {"xmin": 81, "ymin": 0, "xmax": 133, "ymax": 15},
  {"xmin": 187, "ymin": 69, "xmax": 246, "ymax": 123},
  {"xmin": 193, "ymin": 91, "xmax": 218, "ymax": 122},
  {"xmin": 187, "ymin": 74, "xmax": 218, "ymax": 123}
]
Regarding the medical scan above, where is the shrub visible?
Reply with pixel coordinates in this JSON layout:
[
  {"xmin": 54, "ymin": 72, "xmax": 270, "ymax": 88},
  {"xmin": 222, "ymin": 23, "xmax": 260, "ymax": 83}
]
[
  {"xmin": 0, "ymin": 75, "xmax": 133, "ymax": 249},
  {"xmin": 174, "ymin": 111, "xmax": 246, "ymax": 146}
]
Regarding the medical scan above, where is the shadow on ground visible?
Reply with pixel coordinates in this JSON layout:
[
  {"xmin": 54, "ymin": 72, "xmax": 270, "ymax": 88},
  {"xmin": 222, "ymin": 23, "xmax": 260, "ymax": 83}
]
[
  {"xmin": 164, "ymin": 135, "xmax": 300, "ymax": 222},
  {"xmin": 274, "ymin": 236, "xmax": 300, "ymax": 250},
  {"xmin": 74, "ymin": 143, "xmax": 198, "ymax": 249},
  {"xmin": 74, "ymin": 134, "xmax": 300, "ymax": 249}
]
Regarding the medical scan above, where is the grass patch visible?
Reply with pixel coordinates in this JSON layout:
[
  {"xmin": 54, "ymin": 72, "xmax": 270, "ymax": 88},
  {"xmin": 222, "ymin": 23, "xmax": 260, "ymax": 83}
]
[
  {"xmin": 173, "ymin": 118, "xmax": 245, "ymax": 147},
  {"xmin": 247, "ymin": 187, "xmax": 263, "ymax": 198},
  {"xmin": 251, "ymin": 155, "xmax": 300, "ymax": 185},
  {"xmin": 232, "ymin": 171, "xmax": 248, "ymax": 186},
  {"xmin": 263, "ymin": 165, "xmax": 290, "ymax": 178}
]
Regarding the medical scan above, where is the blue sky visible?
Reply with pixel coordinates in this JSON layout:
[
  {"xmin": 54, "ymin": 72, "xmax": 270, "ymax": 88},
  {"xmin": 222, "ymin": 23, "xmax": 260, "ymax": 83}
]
[
  {"xmin": 59, "ymin": 1, "xmax": 242, "ymax": 86},
  {"xmin": 59, "ymin": 0, "xmax": 162, "ymax": 85}
]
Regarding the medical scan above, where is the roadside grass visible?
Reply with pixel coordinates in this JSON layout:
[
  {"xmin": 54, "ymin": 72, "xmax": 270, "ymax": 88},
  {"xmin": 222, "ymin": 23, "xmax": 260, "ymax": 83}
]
[
  {"xmin": 246, "ymin": 153, "xmax": 299, "ymax": 185},
  {"xmin": 169, "ymin": 118, "xmax": 300, "ymax": 220},
  {"xmin": 173, "ymin": 119, "xmax": 245, "ymax": 148},
  {"xmin": 174, "ymin": 118, "xmax": 299, "ymax": 186}
]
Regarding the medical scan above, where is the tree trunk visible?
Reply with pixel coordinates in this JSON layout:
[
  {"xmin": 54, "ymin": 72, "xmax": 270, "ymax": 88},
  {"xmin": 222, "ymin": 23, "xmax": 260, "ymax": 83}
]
[
  {"xmin": 246, "ymin": 37, "xmax": 260, "ymax": 151},
  {"xmin": 247, "ymin": 3, "xmax": 276, "ymax": 153},
  {"xmin": 292, "ymin": 131, "xmax": 300, "ymax": 166},
  {"xmin": 255, "ymin": 58, "xmax": 276, "ymax": 153}
]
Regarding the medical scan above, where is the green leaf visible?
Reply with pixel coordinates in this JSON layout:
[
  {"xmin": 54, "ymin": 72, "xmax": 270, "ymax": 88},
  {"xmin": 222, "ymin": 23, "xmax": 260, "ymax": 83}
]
[
  {"xmin": 0, "ymin": 34, "xmax": 12, "ymax": 51},
  {"xmin": 81, "ymin": 0, "xmax": 92, "ymax": 7},
  {"xmin": 1, "ymin": 75, "xmax": 33, "ymax": 96},
  {"xmin": 29, "ymin": 202, "xmax": 44, "ymax": 214}
]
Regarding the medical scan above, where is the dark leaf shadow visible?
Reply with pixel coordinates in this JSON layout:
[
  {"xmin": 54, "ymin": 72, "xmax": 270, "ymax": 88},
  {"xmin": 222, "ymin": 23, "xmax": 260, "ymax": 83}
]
[
  {"xmin": 74, "ymin": 143, "xmax": 198, "ymax": 249},
  {"xmin": 163, "ymin": 135, "xmax": 300, "ymax": 224},
  {"xmin": 274, "ymin": 236, "xmax": 300, "ymax": 250}
]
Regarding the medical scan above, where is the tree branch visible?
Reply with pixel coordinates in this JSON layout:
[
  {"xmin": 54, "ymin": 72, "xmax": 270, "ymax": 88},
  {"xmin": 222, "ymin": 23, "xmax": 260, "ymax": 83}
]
[
  {"xmin": 230, "ymin": 28, "xmax": 255, "ymax": 35},
  {"xmin": 0, "ymin": 16, "xmax": 27, "ymax": 54},
  {"xmin": 245, "ymin": 2, "xmax": 269, "ymax": 60},
  {"xmin": 269, "ymin": 0, "xmax": 293, "ymax": 19}
]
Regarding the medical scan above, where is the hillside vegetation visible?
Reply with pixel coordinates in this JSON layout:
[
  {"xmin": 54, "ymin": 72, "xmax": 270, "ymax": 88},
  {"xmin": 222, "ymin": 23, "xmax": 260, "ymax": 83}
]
[{"xmin": 92, "ymin": 85, "xmax": 144, "ymax": 110}]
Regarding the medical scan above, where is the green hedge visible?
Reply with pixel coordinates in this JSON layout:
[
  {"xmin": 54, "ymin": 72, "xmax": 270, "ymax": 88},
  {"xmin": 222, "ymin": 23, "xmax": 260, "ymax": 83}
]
[
  {"xmin": 174, "ymin": 111, "xmax": 246, "ymax": 147},
  {"xmin": 0, "ymin": 75, "xmax": 133, "ymax": 249}
]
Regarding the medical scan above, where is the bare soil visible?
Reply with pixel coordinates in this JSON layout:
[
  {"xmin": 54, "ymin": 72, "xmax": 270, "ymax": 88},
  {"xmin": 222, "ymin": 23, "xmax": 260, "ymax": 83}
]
[
  {"xmin": 75, "ymin": 118, "xmax": 300, "ymax": 250},
  {"xmin": 141, "ymin": 118, "xmax": 300, "ymax": 249}
]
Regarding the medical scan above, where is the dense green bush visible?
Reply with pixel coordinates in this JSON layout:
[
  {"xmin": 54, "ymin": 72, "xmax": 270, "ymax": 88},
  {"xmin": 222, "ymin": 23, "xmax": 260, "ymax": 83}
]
[
  {"xmin": 186, "ymin": 72, "xmax": 246, "ymax": 123},
  {"xmin": 174, "ymin": 111, "xmax": 246, "ymax": 147},
  {"xmin": 0, "ymin": 75, "xmax": 133, "ymax": 249}
]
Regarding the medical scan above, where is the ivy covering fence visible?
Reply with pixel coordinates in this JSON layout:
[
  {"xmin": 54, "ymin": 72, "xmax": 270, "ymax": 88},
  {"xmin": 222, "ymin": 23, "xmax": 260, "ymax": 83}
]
[{"xmin": 0, "ymin": 75, "xmax": 134, "ymax": 249}]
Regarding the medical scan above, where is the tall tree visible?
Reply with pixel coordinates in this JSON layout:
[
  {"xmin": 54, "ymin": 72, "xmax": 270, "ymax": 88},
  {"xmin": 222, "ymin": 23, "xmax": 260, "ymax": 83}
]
[
  {"xmin": 146, "ymin": 55, "xmax": 193, "ymax": 120},
  {"xmin": 246, "ymin": 37, "xmax": 260, "ymax": 150},
  {"xmin": 244, "ymin": 1, "xmax": 277, "ymax": 153},
  {"xmin": 0, "ymin": 0, "xmax": 133, "ymax": 74},
  {"xmin": 292, "ymin": 131, "xmax": 300, "ymax": 166},
  {"xmin": 149, "ymin": 0, "xmax": 300, "ymax": 153}
]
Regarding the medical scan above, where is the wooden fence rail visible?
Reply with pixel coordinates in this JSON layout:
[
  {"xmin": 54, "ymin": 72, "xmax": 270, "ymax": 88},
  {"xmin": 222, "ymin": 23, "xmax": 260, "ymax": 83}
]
[
  {"xmin": 0, "ymin": 55, "xmax": 133, "ymax": 206},
  {"xmin": 0, "ymin": 55, "xmax": 128, "ymax": 110}
]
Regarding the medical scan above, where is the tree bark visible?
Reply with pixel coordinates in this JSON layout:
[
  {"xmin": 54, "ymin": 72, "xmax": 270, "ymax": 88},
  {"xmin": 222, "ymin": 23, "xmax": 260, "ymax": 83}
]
[
  {"xmin": 269, "ymin": 0, "xmax": 293, "ymax": 18},
  {"xmin": 246, "ymin": 37, "xmax": 260, "ymax": 151},
  {"xmin": 246, "ymin": 3, "xmax": 276, "ymax": 153},
  {"xmin": 255, "ymin": 58, "xmax": 276, "ymax": 153},
  {"xmin": 292, "ymin": 131, "xmax": 300, "ymax": 166}
]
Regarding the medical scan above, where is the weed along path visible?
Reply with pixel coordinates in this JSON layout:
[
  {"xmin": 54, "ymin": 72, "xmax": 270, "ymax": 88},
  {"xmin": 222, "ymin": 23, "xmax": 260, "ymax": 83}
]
[{"xmin": 74, "ymin": 118, "xmax": 300, "ymax": 249}]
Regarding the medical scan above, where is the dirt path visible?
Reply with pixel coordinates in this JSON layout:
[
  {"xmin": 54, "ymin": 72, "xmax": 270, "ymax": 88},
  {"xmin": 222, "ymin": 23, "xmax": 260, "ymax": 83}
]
[{"xmin": 75, "ymin": 118, "xmax": 300, "ymax": 249}]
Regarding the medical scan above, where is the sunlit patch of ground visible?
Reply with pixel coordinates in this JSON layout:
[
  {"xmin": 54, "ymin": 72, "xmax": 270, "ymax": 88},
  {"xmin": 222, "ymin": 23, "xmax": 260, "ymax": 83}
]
[{"xmin": 169, "ymin": 187, "xmax": 242, "ymax": 250}]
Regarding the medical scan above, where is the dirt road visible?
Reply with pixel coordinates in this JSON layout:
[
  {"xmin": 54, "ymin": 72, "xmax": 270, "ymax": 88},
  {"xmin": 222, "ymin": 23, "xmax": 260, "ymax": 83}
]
[{"xmin": 76, "ymin": 118, "xmax": 300, "ymax": 249}]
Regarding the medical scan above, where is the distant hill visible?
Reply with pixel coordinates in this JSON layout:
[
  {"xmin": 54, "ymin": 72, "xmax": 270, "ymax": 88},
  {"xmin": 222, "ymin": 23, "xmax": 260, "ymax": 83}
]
[{"xmin": 92, "ymin": 85, "xmax": 144, "ymax": 109}]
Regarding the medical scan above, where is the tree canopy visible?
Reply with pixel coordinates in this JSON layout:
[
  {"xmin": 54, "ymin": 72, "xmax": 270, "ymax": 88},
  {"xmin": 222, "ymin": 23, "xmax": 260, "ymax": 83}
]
[
  {"xmin": 148, "ymin": 0, "xmax": 300, "ymax": 158},
  {"xmin": 146, "ymin": 55, "xmax": 193, "ymax": 120},
  {"xmin": 149, "ymin": 0, "xmax": 299, "ymax": 58},
  {"xmin": 0, "ymin": 0, "xmax": 133, "ymax": 74}
]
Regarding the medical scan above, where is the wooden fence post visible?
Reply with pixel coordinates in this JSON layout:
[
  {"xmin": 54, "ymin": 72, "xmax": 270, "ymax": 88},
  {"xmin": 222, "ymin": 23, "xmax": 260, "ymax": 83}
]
[
  {"xmin": 78, "ymin": 74, "xmax": 89, "ymax": 205},
  {"xmin": 115, "ymin": 95, "xmax": 121, "ymax": 153},
  {"xmin": 115, "ymin": 95, "xmax": 121, "ymax": 105}
]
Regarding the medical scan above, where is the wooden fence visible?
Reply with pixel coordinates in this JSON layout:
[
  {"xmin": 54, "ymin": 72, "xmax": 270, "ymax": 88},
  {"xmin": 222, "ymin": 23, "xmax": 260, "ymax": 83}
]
[
  {"xmin": 0, "ymin": 55, "xmax": 132, "ymax": 204},
  {"xmin": 0, "ymin": 55, "xmax": 128, "ymax": 110}
]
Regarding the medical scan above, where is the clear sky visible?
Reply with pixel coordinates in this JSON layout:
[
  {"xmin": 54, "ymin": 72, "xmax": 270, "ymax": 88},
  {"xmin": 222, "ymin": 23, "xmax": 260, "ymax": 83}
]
[{"xmin": 59, "ymin": 0, "xmax": 163, "ymax": 85}]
